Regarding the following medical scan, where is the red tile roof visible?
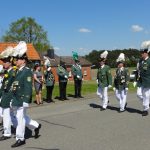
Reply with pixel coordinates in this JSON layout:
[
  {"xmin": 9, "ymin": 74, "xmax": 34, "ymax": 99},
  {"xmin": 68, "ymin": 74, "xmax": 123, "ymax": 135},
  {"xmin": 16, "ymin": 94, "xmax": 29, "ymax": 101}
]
[{"xmin": 0, "ymin": 43, "xmax": 40, "ymax": 60}]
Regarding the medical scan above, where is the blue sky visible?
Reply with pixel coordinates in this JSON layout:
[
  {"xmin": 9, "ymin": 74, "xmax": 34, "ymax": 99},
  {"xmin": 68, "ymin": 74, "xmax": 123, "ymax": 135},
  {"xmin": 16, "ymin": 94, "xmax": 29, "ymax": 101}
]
[{"xmin": 0, "ymin": 0, "xmax": 150, "ymax": 56}]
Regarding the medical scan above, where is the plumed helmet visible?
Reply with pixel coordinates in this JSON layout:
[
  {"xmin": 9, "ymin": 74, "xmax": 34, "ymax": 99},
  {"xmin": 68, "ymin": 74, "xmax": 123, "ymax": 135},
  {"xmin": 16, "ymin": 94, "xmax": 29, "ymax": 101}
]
[
  {"xmin": 141, "ymin": 40, "xmax": 150, "ymax": 53},
  {"xmin": 116, "ymin": 53, "xmax": 125, "ymax": 64},
  {"xmin": 99, "ymin": 50, "xmax": 108, "ymax": 62}
]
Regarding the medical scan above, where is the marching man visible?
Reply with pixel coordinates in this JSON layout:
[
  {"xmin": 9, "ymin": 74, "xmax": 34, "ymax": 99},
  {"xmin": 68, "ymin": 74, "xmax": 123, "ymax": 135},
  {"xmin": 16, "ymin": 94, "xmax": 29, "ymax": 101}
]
[
  {"xmin": 138, "ymin": 40, "xmax": 150, "ymax": 116},
  {"xmin": 113, "ymin": 53, "xmax": 129, "ymax": 112},
  {"xmin": 97, "ymin": 51, "xmax": 112, "ymax": 110}
]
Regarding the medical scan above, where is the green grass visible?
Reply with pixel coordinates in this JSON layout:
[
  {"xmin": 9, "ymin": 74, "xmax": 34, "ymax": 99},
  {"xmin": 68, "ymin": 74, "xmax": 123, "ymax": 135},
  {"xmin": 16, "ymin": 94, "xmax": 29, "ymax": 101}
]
[{"xmin": 32, "ymin": 79, "xmax": 136, "ymax": 101}]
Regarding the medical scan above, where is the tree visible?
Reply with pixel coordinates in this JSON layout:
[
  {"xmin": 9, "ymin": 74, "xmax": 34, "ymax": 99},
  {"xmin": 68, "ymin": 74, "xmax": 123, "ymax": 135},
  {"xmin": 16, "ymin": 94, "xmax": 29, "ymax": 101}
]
[{"xmin": 2, "ymin": 17, "xmax": 52, "ymax": 54}]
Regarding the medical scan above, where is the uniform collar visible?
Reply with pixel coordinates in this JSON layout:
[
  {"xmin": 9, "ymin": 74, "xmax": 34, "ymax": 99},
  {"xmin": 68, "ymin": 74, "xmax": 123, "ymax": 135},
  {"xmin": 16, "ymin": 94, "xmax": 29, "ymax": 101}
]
[{"xmin": 18, "ymin": 65, "xmax": 25, "ymax": 71}]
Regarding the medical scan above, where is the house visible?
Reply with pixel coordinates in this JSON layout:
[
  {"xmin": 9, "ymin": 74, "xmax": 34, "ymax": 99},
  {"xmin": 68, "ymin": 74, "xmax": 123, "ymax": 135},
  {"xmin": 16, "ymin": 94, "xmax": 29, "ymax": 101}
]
[
  {"xmin": 44, "ymin": 49, "xmax": 92, "ymax": 82},
  {"xmin": 0, "ymin": 42, "xmax": 40, "ymax": 64}
]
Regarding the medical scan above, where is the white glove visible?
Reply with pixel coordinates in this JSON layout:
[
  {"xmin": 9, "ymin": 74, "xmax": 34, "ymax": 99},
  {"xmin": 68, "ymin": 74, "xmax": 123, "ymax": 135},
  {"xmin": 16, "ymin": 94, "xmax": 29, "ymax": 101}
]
[
  {"xmin": 23, "ymin": 102, "xmax": 29, "ymax": 107},
  {"xmin": 133, "ymin": 82, "xmax": 137, "ymax": 87},
  {"xmin": 77, "ymin": 75, "xmax": 80, "ymax": 79},
  {"xmin": 47, "ymin": 67, "xmax": 51, "ymax": 71},
  {"xmin": 125, "ymin": 88, "xmax": 128, "ymax": 91},
  {"xmin": 0, "ymin": 98, "xmax": 1, "ymax": 103},
  {"xmin": 96, "ymin": 79, "xmax": 99, "ymax": 84},
  {"xmin": 108, "ymin": 85, "xmax": 112, "ymax": 88},
  {"xmin": 113, "ymin": 87, "xmax": 116, "ymax": 91},
  {"xmin": 64, "ymin": 75, "xmax": 68, "ymax": 79}
]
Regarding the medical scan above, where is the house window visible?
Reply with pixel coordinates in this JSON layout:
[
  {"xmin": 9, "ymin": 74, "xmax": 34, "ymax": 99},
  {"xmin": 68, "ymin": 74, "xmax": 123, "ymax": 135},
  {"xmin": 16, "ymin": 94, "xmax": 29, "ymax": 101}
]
[{"xmin": 84, "ymin": 70, "xmax": 87, "ymax": 76}]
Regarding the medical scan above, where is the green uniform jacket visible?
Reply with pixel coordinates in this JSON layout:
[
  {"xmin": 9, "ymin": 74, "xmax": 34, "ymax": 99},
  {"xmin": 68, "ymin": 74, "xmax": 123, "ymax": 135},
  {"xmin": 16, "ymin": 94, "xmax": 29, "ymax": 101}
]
[
  {"xmin": 114, "ymin": 68, "xmax": 129, "ymax": 90},
  {"xmin": 71, "ymin": 64, "xmax": 83, "ymax": 80},
  {"xmin": 11, "ymin": 66, "xmax": 32, "ymax": 107},
  {"xmin": 57, "ymin": 66, "xmax": 69, "ymax": 82},
  {"xmin": 44, "ymin": 70, "xmax": 55, "ymax": 86},
  {"xmin": 97, "ymin": 65, "xmax": 112, "ymax": 88},
  {"xmin": 139, "ymin": 57, "xmax": 150, "ymax": 88},
  {"xmin": 0, "ymin": 68, "xmax": 16, "ymax": 108}
]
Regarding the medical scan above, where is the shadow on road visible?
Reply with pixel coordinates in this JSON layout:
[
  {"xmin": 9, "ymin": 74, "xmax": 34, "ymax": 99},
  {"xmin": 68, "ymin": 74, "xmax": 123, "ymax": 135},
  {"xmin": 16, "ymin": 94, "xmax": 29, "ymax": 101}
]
[
  {"xmin": 89, "ymin": 103, "xmax": 142, "ymax": 114},
  {"xmin": 126, "ymin": 107, "xmax": 142, "ymax": 114},
  {"xmin": 39, "ymin": 119, "xmax": 75, "ymax": 129},
  {"xmin": 26, "ymin": 147, "xmax": 59, "ymax": 150}
]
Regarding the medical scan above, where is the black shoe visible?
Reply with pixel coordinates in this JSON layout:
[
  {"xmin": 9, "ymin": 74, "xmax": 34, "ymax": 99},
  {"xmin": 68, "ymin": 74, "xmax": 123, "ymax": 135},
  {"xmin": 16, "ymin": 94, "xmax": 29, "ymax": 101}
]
[
  {"xmin": 0, "ymin": 136, "xmax": 11, "ymax": 141},
  {"xmin": 78, "ymin": 96, "xmax": 84, "ymax": 98},
  {"xmin": 74, "ymin": 95, "xmax": 78, "ymax": 98},
  {"xmin": 34, "ymin": 124, "xmax": 41, "ymax": 139},
  {"xmin": 11, "ymin": 139, "xmax": 25, "ymax": 148},
  {"xmin": 100, "ymin": 107, "xmax": 106, "ymax": 111},
  {"xmin": 47, "ymin": 100, "xmax": 55, "ymax": 103},
  {"xmin": 142, "ymin": 111, "xmax": 148, "ymax": 116}
]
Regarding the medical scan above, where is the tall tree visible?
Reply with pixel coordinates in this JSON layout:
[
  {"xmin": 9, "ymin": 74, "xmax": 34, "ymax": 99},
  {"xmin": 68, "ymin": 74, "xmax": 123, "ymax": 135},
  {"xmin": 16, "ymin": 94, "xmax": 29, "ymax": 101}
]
[{"xmin": 2, "ymin": 17, "xmax": 52, "ymax": 53}]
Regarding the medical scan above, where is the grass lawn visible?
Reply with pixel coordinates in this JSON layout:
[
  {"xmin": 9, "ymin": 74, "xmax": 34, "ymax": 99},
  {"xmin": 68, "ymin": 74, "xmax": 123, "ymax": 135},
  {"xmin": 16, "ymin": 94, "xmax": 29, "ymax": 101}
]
[{"xmin": 32, "ymin": 79, "xmax": 136, "ymax": 102}]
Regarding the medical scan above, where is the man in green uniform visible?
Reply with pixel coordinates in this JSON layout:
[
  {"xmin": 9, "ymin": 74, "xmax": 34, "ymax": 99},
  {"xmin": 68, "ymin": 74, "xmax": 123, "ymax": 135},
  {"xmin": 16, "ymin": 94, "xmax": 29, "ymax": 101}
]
[
  {"xmin": 0, "ymin": 46, "xmax": 16, "ymax": 140},
  {"xmin": 113, "ymin": 53, "xmax": 129, "ymax": 112},
  {"xmin": 44, "ymin": 56, "xmax": 55, "ymax": 103},
  {"xmin": 139, "ymin": 48, "xmax": 150, "ymax": 116},
  {"xmin": 71, "ymin": 51, "xmax": 83, "ymax": 98},
  {"xmin": 11, "ymin": 41, "xmax": 41, "ymax": 148},
  {"xmin": 97, "ymin": 51, "xmax": 112, "ymax": 110},
  {"xmin": 57, "ymin": 60, "xmax": 69, "ymax": 100}
]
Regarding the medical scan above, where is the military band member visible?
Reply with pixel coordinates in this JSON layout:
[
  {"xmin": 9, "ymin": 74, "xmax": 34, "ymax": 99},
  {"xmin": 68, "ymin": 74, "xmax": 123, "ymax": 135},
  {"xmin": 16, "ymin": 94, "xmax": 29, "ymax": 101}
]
[
  {"xmin": 10, "ymin": 41, "xmax": 41, "ymax": 148},
  {"xmin": 0, "ymin": 46, "xmax": 16, "ymax": 140},
  {"xmin": 133, "ymin": 58, "xmax": 143, "ymax": 102},
  {"xmin": 139, "ymin": 47, "xmax": 150, "ymax": 116},
  {"xmin": 57, "ymin": 60, "xmax": 69, "ymax": 100},
  {"xmin": 71, "ymin": 51, "xmax": 83, "ymax": 98},
  {"xmin": 113, "ymin": 53, "xmax": 129, "ymax": 112},
  {"xmin": 97, "ymin": 51, "xmax": 112, "ymax": 110},
  {"xmin": 44, "ymin": 56, "xmax": 55, "ymax": 103}
]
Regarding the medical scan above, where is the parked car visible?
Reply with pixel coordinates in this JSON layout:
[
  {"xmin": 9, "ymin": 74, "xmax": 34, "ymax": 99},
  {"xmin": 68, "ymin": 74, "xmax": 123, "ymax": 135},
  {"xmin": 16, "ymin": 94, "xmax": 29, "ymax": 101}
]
[{"xmin": 129, "ymin": 70, "xmax": 137, "ymax": 82}]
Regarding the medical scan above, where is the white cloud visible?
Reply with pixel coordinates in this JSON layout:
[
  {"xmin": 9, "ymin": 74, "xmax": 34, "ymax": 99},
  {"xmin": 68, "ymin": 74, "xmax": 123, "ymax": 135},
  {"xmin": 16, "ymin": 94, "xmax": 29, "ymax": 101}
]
[
  {"xmin": 131, "ymin": 25, "xmax": 143, "ymax": 32},
  {"xmin": 54, "ymin": 47, "xmax": 60, "ymax": 51},
  {"xmin": 78, "ymin": 28, "xmax": 91, "ymax": 33}
]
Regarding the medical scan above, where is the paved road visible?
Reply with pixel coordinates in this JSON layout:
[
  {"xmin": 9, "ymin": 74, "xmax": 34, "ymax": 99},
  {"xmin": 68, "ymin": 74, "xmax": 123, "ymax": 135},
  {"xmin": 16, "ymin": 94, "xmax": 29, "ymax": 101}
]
[{"xmin": 0, "ymin": 92, "xmax": 150, "ymax": 150}]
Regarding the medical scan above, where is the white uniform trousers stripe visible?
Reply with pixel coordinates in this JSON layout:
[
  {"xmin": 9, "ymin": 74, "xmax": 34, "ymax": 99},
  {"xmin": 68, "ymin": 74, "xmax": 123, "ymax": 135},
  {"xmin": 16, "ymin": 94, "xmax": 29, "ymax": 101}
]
[
  {"xmin": 142, "ymin": 88, "xmax": 150, "ymax": 111},
  {"xmin": 115, "ymin": 89, "xmax": 127, "ymax": 111},
  {"xmin": 3, "ymin": 108, "xmax": 11, "ymax": 137},
  {"xmin": 97, "ymin": 86, "xmax": 108, "ymax": 109}
]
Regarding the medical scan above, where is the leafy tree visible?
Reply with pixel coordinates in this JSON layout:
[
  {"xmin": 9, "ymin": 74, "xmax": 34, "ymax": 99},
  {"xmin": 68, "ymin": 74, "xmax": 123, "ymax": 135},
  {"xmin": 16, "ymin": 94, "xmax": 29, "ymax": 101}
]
[
  {"xmin": 2, "ymin": 17, "xmax": 52, "ymax": 54},
  {"xmin": 85, "ymin": 49, "xmax": 141, "ymax": 68}
]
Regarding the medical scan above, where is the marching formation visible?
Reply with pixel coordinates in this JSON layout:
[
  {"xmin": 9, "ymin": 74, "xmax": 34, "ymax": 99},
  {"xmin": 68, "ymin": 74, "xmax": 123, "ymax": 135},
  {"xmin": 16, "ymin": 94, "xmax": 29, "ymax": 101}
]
[
  {"xmin": 0, "ymin": 42, "xmax": 41, "ymax": 148},
  {"xmin": 0, "ymin": 40, "xmax": 150, "ymax": 148},
  {"xmin": 96, "ymin": 40, "xmax": 150, "ymax": 116}
]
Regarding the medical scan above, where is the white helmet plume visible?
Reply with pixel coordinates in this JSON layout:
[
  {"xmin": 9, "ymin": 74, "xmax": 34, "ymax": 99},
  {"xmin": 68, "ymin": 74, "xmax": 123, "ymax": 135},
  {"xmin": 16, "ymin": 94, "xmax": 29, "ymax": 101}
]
[
  {"xmin": 13, "ymin": 41, "xmax": 27, "ymax": 57},
  {"xmin": 116, "ymin": 53, "xmax": 125, "ymax": 62},
  {"xmin": 0, "ymin": 46, "xmax": 14, "ymax": 58},
  {"xmin": 100, "ymin": 50, "xmax": 108, "ymax": 59},
  {"xmin": 141, "ymin": 40, "xmax": 150, "ymax": 52},
  {"xmin": 43, "ymin": 56, "xmax": 51, "ymax": 67}
]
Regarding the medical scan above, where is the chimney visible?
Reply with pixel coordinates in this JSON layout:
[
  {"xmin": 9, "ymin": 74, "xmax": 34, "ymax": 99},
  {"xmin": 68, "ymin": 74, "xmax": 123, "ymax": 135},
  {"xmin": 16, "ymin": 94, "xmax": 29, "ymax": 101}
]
[{"xmin": 47, "ymin": 48, "xmax": 54, "ymax": 59}]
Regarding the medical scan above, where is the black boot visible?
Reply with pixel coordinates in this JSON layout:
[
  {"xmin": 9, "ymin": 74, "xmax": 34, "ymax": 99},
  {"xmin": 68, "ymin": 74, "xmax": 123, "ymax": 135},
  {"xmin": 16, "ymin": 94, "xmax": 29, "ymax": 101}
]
[
  {"xmin": 34, "ymin": 124, "xmax": 42, "ymax": 139},
  {"xmin": 11, "ymin": 139, "xmax": 26, "ymax": 148}
]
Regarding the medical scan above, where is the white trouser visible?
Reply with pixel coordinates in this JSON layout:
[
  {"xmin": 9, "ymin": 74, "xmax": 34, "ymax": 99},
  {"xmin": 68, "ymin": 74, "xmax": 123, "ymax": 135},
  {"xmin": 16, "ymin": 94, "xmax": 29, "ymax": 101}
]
[
  {"xmin": 0, "ymin": 106, "xmax": 3, "ymax": 118},
  {"xmin": 3, "ymin": 108, "xmax": 11, "ymax": 137},
  {"xmin": 142, "ymin": 88, "xmax": 150, "ymax": 111},
  {"xmin": 24, "ymin": 107, "xmax": 39, "ymax": 130},
  {"xmin": 97, "ymin": 86, "xmax": 108, "ymax": 109},
  {"xmin": 115, "ymin": 89, "xmax": 127, "ymax": 111},
  {"xmin": 11, "ymin": 108, "xmax": 39, "ymax": 130},
  {"xmin": 12, "ymin": 106, "xmax": 26, "ymax": 141},
  {"xmin": 137, "ymin": 87, "xmax": 143, "ymax": 101}
]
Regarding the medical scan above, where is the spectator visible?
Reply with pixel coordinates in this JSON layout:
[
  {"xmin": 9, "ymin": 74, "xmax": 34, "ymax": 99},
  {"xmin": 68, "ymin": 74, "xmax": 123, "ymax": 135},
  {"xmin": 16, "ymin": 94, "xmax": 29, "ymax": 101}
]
[{"xmin": 33, "ymin": 63, "xmax": 44, "ymax": 105}]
